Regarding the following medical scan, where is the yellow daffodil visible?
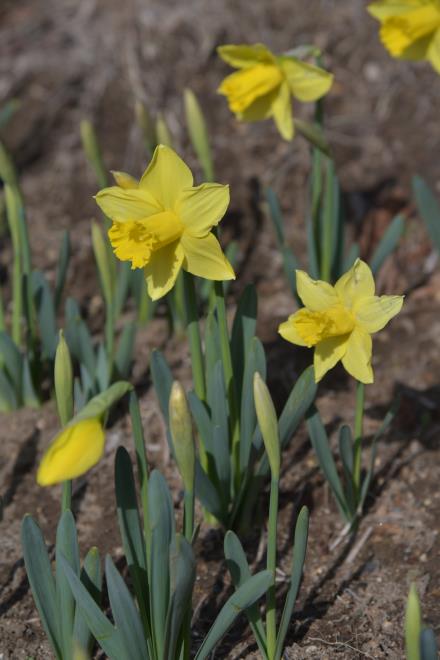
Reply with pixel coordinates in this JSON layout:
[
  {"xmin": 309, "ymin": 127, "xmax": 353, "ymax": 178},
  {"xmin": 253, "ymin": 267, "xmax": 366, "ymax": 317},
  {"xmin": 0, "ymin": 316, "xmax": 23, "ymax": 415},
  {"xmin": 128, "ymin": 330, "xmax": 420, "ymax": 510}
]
[
  {"xmin": 37, "ymin": 418, "xmax": 104, "ymax": 486},
  {"xmin": 217, "ymin": 43, "xmax": 333, "ymax": 140},
  {"xmin": 279, "ymin": 260, "xmax": 403, "ymax": 384},
  {"xmin": 95, "ymin": 145, "xmax": 235, "ymax": 300},
  {"xmin": 368, "ymin": 0, "xmax": 440, "ymax": 73}
]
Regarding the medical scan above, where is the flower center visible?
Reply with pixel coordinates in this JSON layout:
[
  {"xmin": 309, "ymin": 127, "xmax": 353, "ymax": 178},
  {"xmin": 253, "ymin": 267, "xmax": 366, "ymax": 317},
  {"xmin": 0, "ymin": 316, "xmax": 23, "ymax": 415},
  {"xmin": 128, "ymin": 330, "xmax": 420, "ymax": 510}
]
[
  {"xmin": 109, "ymin": 211, "xmax": 184, "ymax": 269},
  {"xmin": 294, "ymin": 304, "xmax": 355, "ymax": 347},
  {"xmin": 381, "ymin": 5, "xmax": 440, "ymax": 55},
  {"xmin": 222, "ymin": 64, "xmax": 283, "ymax": 113}
]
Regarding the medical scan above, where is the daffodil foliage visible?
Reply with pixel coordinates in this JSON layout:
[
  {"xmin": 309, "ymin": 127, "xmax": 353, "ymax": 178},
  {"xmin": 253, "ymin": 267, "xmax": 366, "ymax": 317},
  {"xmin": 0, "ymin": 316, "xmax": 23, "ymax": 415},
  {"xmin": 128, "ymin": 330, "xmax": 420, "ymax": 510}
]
[
  {"xmin": 279, "ymin": 259, "xmax": 403, "ymax": 384},
  {"xmin": 368, "ymin": 0, "xmax": 440, "ymax": 73},
  {"xmin": 217, "ymin": 43, "xmax": 333, "ymax": 140},
  {"xmin": 95, "ymin": 145, "xmax": 235, "ymax": 300}
]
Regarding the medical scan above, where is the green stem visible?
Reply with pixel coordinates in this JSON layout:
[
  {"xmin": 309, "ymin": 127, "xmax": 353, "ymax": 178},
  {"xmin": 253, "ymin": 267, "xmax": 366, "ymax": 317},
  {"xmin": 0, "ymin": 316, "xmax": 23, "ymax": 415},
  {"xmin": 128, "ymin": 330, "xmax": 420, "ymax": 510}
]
[
  {"xmin": 183, "ymin": 489, "xmax": 194, "ymax": 543},
  {"xmin": 266, "ymin": 478, "xmax": 279, "ymax": 658},
  {"xmin": 61, "ymin": 481, "xmax": 72, "ymax": 513},
  {"xmin": 213, "ymin": 280, "xmax": 240, "ymax": 486},
  {"xmin": 105, "ymin": 302, "xmax": 115, "ymax": 381},
  {"xmin": 183, "ymin": 271, "xmax": 206, "ymax": 402},
  {"xmin": 352, "ymin": 381, "xmax": 365, "ymax": 495}
]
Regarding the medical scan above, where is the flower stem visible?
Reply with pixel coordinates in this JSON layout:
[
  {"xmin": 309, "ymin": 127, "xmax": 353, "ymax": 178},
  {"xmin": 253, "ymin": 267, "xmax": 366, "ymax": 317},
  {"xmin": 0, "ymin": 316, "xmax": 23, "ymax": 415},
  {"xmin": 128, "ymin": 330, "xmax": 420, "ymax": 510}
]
[
  {"xmin": 266, "ymin": 477, "xmax": 279, "ymax": 658},
  {"xmin": 61, "ymin": 481, "xmax": 72, "ymax": 513},
  {"xmin": 352, "ymin": 381, "xmax": 365, "ymax": 496},
  {"xmin": 183, "ymin": 271, "xmax": 206, "ymax": 402},
  {"xmin": 213, "ymin": 280, "xmax": 240, "ymax": 485}
]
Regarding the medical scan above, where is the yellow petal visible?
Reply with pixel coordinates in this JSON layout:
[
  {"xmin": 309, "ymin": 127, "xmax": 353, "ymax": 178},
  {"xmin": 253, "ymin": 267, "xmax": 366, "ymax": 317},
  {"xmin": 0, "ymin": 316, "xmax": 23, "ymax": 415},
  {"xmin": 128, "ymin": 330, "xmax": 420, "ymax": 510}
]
[
  {"xmin": 296, "ymin": 270, "xmax": 339, "ymax": 311},
  {"xmin": 368, "ymin": 0, "xmax": 426, "ymax": 22},
  {"xmin": 144, "ymin": 240, "xmax": 184, "ymax": 300},
  {"xmin": 379, "ymin": 4, "xmax": 440, "ymax": 56},
  {"xmin": 177, "ymin": 183, "xmax": 230, "ymax": 237},
  {"xmin": 427, "ymin": 27, "xmax": 440, "ymax": 72},
  {"xmin": 181, "ymin": 232, "xmax": 235, "ymax": 281},
  {"xmin": 279, "ymin": 57, "xmax": 333, "ymax": 102},
  {"xmin": 355, "ymin": 295, "xmax": 404, "ymax": 333},
  {"xmin": 278, "ymin": 313, "xmax": 308, "ymax": 347},
  {"xmin": 95, "ymin": 187, "xmax": 161, "ymax": 221},
  {"xmin": 335, "ymin": 259, "xmax": 375, "ymax": 307},
  {"xmin": 111, "ymin": 171, "xmax": 139, "ymax": 189},
  {"xmin": 218, "ymin": 65, "xmax": 283, "ymax": 114},
  {"xmin": 314, "ymin": 335, "xmax": 349, "ymax": 382},
  {"xmin": 271, "ymin": 81, "xmax": 294, "ymax": 141},
  {"xmin": 37, "ymin": 418, "xmax": 105, "ymax": 486},
  {"xmin": 238, "ymin": 89, "xmax": 278, "ymax": 121},
  {"xmin": 341, "ymin": 327, "xmax": 374, "ymax": 384},
  {"xmin": 139, "ymin": 145, "xmax": 193, "ymax": 210},
  {"xmin": 217, "ymin": 43, "xmax": 275, "ymax": 68}
]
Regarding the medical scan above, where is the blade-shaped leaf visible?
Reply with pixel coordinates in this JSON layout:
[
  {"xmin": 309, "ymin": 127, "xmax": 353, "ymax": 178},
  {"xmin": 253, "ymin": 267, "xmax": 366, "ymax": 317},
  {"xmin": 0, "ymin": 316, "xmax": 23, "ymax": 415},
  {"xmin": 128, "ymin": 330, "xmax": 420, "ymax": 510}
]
[
  {"xmin": 338, "ymin": 425, "xmax": 356, "ymax": 516},
  {"xmin": 240, "ymin": 337, "xmax": 266, "ymax": 474},
  {"xmin": 59, "ymin": 554, "xmax": 125, "ymax": 660},
  {"xmin": 105, "ymin": 555, "xmax": 149, "ymax": 659},
  {"xmin": 150, "ymin": 349, "xmax": 173, "ymax": 424},
  {"xmin": 21, "ymin": 515, "xmax": 61, "ymax": 658},
  {"xmin": 55, "ymin": 230, "xmax": 71, "ymax": 311},
  {"xmin": 224, "ymin": 531, "xmax": 267, "ymax": 658},
  {"xmin": 420, "ymin": 628, "xmax": 438, "ymax": 660},
  {"xmin": 194, "ymin": 460, "xmax": 226, "ymax": 523},
  {"xmin": 0, "ymin": 330, "xmax": 22, "ymax": 391},
  {"xmin": 56, "ymin": 510, "xmax": 80, "ymax": 660},
  {"xmin": 71, "ymin": 381, "xmax": 132, "ymax": 424},
  {"xmin": 115, "ymin": 321, "xmax": 136, "ymax": 379},
  {"xmin": 188, "ymin": 391, "xmax": 213, "ymax": 454},
  {"xmin": 370, "ymin": 214, "xmax": 405, "ymax": 275},
  {"xmin": 413, "ymin": 175, "xmax": 440, "ymax": 253},
  {"xmin": 230, "ymin": 285, "xmax": 257, "ymax": 402},
  {"xmin": 32, "ymin": 271, "xmax": 58, "ymax": 360},
  {"xmin": 275, "ymin": 506, "xmax": 309, "ymax": 659},
  {"xmin": 194, "ymin": 570, "xmax": 273, "ymax": 660},
  {"xmin": 73, "ymin": 547, "xmax": 101, "ymax": 655}
]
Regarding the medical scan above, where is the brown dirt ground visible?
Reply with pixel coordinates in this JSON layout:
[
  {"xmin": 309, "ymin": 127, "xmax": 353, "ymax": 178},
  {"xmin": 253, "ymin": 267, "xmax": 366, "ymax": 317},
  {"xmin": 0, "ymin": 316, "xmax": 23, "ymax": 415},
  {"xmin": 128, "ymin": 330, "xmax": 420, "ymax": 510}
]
[{"xmin": 1, "ymin": 0, "xmax": 440, "ymax": 658}]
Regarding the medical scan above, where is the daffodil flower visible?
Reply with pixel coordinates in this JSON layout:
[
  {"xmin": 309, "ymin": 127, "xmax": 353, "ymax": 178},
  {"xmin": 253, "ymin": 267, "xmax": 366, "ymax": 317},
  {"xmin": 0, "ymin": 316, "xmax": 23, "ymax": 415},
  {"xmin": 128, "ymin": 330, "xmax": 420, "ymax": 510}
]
[
  {"xmin": 217, "ymin": 43, "xmax": 333, "ymax": 141},
  {"xmin": 368, "ymin": 0, "xmax": 440, "ymax": 73},
  {"xmin": 279, "ymin": 260, "xmax": 403, "ymax": 384},
  {"xmin": 95, "ymin": 145, "xmax": 235, "ymax": 300},
  {"xmin": 37, "ymin": 418, "xmax": 105, "ymax": 486}
]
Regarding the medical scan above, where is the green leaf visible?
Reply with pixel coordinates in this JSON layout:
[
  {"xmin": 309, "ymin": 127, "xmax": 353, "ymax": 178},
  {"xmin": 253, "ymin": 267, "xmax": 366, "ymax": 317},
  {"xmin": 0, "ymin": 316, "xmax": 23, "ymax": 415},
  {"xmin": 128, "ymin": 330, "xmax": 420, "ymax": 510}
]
[
  {"xmin": 275, "ymin": 506, "xmax": 309, "ymax": 659},
  {"xmin": 115, "ymin": 447, "xmax": 150, "ymax": 631},
  {"xmin": 73, "ymin": 547, "xmax": 102, "ymax": 655},
  {"xmin": 105, "ymin": 555, "xmax": 149, "ymax": 659},
  {"xmin": 0, "ymin": 330, "xmax": 22, "ymax": 391},
  {"xmin": 80, "ymin": 120, "xmax": 109, "ymax": 189},
  {"xmin": 208, "ymin": 362, "xmax": 230, "ymax": 488},
  {"xmin": 156, "ymin": 114, "xmax": 173, "ymax": 147},
  {"xmin": 188, "ymin": 391, "xmax": 213, "ymax": 454},
  {"xmin": 370, "ymin": 214, "xmax": 405, "ymax": 275},
  {"xmin": 240, "ymin": 337, "xmax": 266, "ymax": 474},
  {"xmin": 343, "ymin": 242, "xmax": 360, "ymax": 272},
  {"xmin": 148, "ymin": 470, "xmax": 175, "ymax": 658},
  {"xmin": 71, "ymin": 381, "xmax": 132, "ymax": 424},
  {"xmin": 59, "ymin": 554, "xmax": 125, "ymax": 660},
  {"xmin": 413, "ymin": 175, "xmax": 440, "ymax": 254},
  {"xmin": 92, "ymin": 221, "xmax": 115, "ymax": 308},
  {"xmin": 31, "ymin": 271, "xmax": 58, "ymax": 360},
  {"xmin": 266, "ymin": 187, "xmax": 285, "ymax": 244},
  {"xmin": 230, "ymin": 285, "xmax": 257, "ymax": 403},
  {"xmin": 0, "ymin": 366, "xmax": 19, "ymax": 410},
  {"xmin": 56, "ymin": 511, "xmax": 80, "ymax": 660},
  {"xmin": 420, "ymin": 628, "xmax": 438, "ymax": 660},
  {"xmin": 54, "ymin": 230, "xmax": 71, "ymax": 311},
  {"xmin": 405, "ymin": 584, "xmax": 421, "ymax": 660},
  {"xmin": 164, "ymin": 534, "xmax": 196, "ymax": 660},
  {"xmin": 150, "ymin": 349, "xmax": 173, "ymax": 424},
  {"xmin": 184, "ymin": 88, "xmax": 214, "ymax": 182},
  {"xmin": 95, "ymin": 342, "xmax": 110, "ymax": 392},
  {"xmin": 338, "ymin": 425, "xmax": 356, "ymax": 516},
  {"xmin": 22, "ymin": 356, "xmax": 40, "ymax": 408},
  {"xmin": 306, "ymin": 407, "xmax": 350, "ymax": 521},
  {"xmin": 21, "ymin": 516, "xmax": 61, "ymax": 658},
  {"xmin": 194, "ymin": 460, "xmax": 225, "ymax": 523},
  {"xmin": 195, "ymin": 570, "xmax": 273, "ymax": 660},
  {"xmin": 115, "ymin": 321, "xmax": 136, "ymax": 379},
  {"xmin": 224, "ymin": 531, "xmax": 267, "ymax": 659}
]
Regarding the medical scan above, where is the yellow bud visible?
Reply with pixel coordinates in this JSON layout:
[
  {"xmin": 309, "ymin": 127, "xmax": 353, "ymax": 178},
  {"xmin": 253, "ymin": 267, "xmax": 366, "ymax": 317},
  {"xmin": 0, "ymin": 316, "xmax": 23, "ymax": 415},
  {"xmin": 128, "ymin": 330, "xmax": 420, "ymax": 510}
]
[
  {"xmin": 169, "ymin": 382, "xmax": 195, "ymax": 492},
  {"xmin": 253, "ymin": 372, "xmax": 280, "ymax": 479},
  {"xmin": 54, "ymin": 330, "xmax": 73, "ymax": 427}
]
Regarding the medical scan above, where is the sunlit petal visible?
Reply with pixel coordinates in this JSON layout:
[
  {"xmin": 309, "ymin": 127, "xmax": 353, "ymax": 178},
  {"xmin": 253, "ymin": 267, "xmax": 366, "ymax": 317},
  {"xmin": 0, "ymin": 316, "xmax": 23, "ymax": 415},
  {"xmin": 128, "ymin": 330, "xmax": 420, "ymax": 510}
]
[
  {"xmin": 335, "ymin": 259, "xmax": 375, "ymax": 307},
  {"xmin": 139, "ymin": 144, "xmax": 193, "ymax": 209},
  {"xmin": 181, "ymin": 233, "xmax": 235, "ymax": 281},
  {"xmin": 177, "ymin": 183, "xmax": 230, "ymax": 237},
  {"xmin": 296, "ymin": 270, "xmax": 339, "ymax": 311},
  {"xmin": 144, "ymin": 240, "xmax": 184, "ymax": 300},
  {"xmin": 314, "ymin": 335, "xmax": 349, "ymax": 382},
  {"xmin": 341, "ymin": 327, "xmax": 374, "ymax": 384}
]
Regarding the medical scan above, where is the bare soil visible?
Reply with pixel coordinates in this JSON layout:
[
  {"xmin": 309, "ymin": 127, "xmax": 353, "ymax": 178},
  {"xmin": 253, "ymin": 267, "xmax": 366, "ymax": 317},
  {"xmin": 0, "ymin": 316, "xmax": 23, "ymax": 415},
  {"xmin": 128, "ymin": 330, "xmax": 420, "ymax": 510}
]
[{"xmin": 1, "ymin": 0, "xmax": 440, "ymax": 658}]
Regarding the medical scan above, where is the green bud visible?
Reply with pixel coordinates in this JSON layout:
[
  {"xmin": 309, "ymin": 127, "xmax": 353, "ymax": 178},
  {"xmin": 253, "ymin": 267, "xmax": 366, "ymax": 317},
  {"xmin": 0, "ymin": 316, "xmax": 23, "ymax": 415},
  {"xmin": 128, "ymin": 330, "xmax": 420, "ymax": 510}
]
[
  {"xmin": 55, "ymin": 330, "xmax": 73, "ymax": 426},
  {"xmin": 405, "ymin": 584, "xmax": 421, "ymax": 660},
  {"xmin": 169, "ymin": 382, "xmax": 195, "ymax": 493},
  {"xmin": 253, "ymin": 372, "xmax": 280, "ymax": 479},
  {"xmin": 155, "ymin": 114, "xmax": 173, "ymax": 148},
  {"xmin": 184, "ymin": 88, "xmax": 214, "ymax": 182},
  {"xmin": 80, "ymin": 120, "xmax": 108, "ymax": 189},
  {"xmin": 0, "ymin": 141, "xmax": 17, "ymax": 186}
]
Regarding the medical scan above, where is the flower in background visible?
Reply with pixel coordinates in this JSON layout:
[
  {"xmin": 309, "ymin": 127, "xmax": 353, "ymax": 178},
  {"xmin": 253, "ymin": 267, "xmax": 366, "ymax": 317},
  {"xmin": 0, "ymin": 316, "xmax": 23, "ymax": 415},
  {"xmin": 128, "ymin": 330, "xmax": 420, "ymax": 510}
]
[
  {"xmin": 217, "ymin": 43, "xmax": 333, "ymax": 140},
  {"xmin": 95, "ymin": 145, "xmax": 235, "ymax": 300},
  {"xmin": 37, "ymin": 418, "xmax": 104, "ymax": 485},
  {"xmin": 368, "ymin": 0, "xmax": 440, "ymax": 73},
  {"xmin": 279, "ymin": 260, "xmax": 403, "ymax": 384}
]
